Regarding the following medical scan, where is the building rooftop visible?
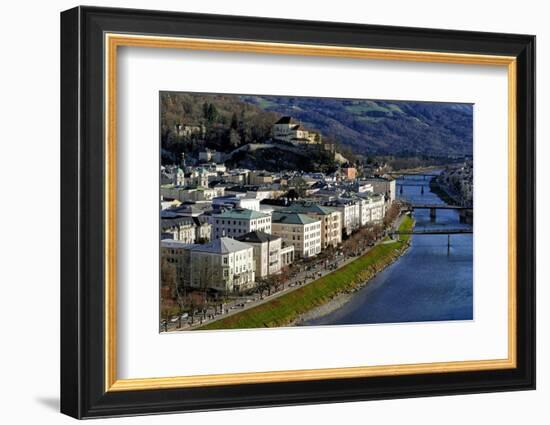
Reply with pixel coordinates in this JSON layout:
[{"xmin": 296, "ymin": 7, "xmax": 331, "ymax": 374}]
[
  {"xmin": 236, "ymin": 231, "xmax": 281, "ymax": 244},
  {"xmin": 274, "ymin": 116, "xmax": 296, "ymax": 125},
  {"xmin": 171, "ymin": 203, "xmax": 212, "ymax": 215},
  {"xmin": 192, "ymin": 237, "xmax": 252, "ymax": 254},
  {"xmin": 161, "ymin": 216, "xmax": 208, "ymax": 229},
  {"xmin": 161, "ymin": 217, "xmax": 193, "ymax": 229},
  {"xmin": 213, "ymin": 208, "xmax": 269, "ymax": 220},
  {"xmin": 280, "ymin": 202, "xmax": 337, "ymax": 216},
  {"xmin": 324, "ymin": 197, "xmax": 362, "ymax": 207},
  {"xmin": 272, "ymin": 211, "xmax": 320, "ymax": 225},
  {"xmin": 160, "ymin": 239, "xmax": 197, "ymax": 249},
  {"xmin": 162, "ymin": 237, "xmax": 251, "ymax": 254},
  {"xmin": 356, "ymin": 192, "xmax": 385, "ymax": 201}
]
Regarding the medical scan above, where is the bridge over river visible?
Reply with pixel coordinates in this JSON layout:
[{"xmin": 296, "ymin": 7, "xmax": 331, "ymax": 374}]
[
  {"xmin": 403, "ymin": 203, "xmax": 473, "ymax": 221},
  {"xmin": 302, "ymin": 169, "xmax": 474, "ymax": 327},
  {"xmin": 387, "ymin": 172, "xmax": 440, "ymax": 179},
  {"xmin": 391, "ymin": 226, "xmax": 472, "ymax": 251},
  {"xmin": 392, "ymin": 228, "xmax": 473, "ymax": 235}
]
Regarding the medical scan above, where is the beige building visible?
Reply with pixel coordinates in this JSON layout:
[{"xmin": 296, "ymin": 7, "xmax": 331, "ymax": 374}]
[
  {"xmin": 360, "ymin": 177, "xmax": 396, "ymax": 203},
  {"xmin": 342, "ymin": 167, "xmax": 357, "ymax": 181},
  {"xmin": 211, "ymin": 208, "xmax": 272, "ymax": 240},
  {"xmin": 188, "ymin": 168, "xmax": 213, "ymax": 188},
  {"xmin": 249, "ymin": 171, "xmax": 274, "ymax": 185},
  {"xmin": 271, "ymin": 211, "xmax": 321, "ymax": 259},
  {"xmin": 161, "ymin": 217, "xmax": 212, "ymax": 244},
  {"xmin": 161, "ymin": 221, "xmax": 196, "ymax": 244},
  {"xmin": 160, "ymin": 240, "xmax": 193, "ymax": 289},
  {"xmin": 161, "ymin": 186, "xmax": 224, "ymax": 202},
  {"xmin": 236, "ymin": 231, "xmax": 286, "ymax": 278},
  {"xmin": 175, "ymin": 123, "xmax": 205, "ymax": 138},
  {"xmin": 279, "ymin": 245, "xmax": 295, "ymax": 268},
  {"xmin": 271, "ymin": 116, "xmax": 321, "ymax": 146},
  {"xmin": 161, "ymin": 165, "xmax": 185, "ymax": 186},
  {"xmin": 195, "ymin": 219, "xmax": 212, "ymax": 242},
  {"xmin": 280, "ymin": 203, "xmax": 342, "ymax": 249}
]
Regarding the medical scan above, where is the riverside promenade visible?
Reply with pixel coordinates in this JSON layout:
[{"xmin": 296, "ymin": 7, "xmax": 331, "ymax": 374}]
[{"xmin": 193, "ymin": 215, "xmax": 413, "ymax": 331}]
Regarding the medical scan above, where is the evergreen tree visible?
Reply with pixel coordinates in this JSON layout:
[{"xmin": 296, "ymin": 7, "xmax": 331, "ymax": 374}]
[
  {"xmin": 230, "ymin": 112, "xmax": 239, "ymax": 130},
  {"xmin": 206, "ymin": 103, "xmax": 218, "ymax": 122}
]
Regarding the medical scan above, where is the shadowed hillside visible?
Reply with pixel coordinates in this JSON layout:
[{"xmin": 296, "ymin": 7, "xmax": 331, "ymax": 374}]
[
  {"xmin": 160, "ymin": 92, "xmax": 472, "ymax": 169},
  {"xmin": 241, "ymin": 95, "xmax": 473, "ymax": 157}
]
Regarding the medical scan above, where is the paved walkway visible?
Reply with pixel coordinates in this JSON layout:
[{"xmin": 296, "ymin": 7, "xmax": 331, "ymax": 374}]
[{"xmin": 184, "ymin": 247, "xmax": 371, "ymax": 330}]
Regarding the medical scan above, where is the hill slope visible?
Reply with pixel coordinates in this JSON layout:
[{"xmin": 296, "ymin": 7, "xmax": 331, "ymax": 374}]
[
  {"xmin": 160, "ymin": 92, "xmax": 339, "ymax": 171},
  {"xmin": 241, "ymin": 95, "xmax": 473, "ymax": 157}
]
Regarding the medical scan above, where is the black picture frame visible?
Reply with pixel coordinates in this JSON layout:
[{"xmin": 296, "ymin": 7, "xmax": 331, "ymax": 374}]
[{"xmin": 60, "ymin": 6, "xmax": 535, "ymax": 419}]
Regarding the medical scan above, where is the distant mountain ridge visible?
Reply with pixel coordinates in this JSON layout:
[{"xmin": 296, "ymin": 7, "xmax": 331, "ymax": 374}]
[{"xmin": 240, "ymin": 95, "xmax": 473, "ymax": 157}]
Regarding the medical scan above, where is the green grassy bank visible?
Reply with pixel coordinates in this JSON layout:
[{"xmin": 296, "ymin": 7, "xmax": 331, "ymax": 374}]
[{"xmin": 196, "ymin": 215, "xmax": 414, "ymax": 330}]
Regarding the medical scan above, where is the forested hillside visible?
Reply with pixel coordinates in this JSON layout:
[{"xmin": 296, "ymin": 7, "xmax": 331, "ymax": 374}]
[
  {"xmin": 161, "ymin": 92, "xmax": 278, "ymax": 157},
  {"xmin": 160, "ymin": 92, "xmax": 473, "ymax": 167},
  {"xmin": 241, "ymin": 95, "xmax": 473, "ymax": 157}
]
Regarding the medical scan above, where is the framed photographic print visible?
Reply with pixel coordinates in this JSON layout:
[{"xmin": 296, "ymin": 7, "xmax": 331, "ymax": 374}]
[{"xmin": 60, "ymin": 6, "xmax": 535, "ymax": 419}]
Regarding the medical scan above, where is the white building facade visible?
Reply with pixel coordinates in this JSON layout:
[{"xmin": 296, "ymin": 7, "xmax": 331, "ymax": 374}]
[
  {"xmin": 358, "ymin": 194, "xmax": 386, "ymax": 224},
  {"xmin": 211, "ymin": 208, "xmax": 272, "ymax": 240},
  {"xmin": 271, "ymin": 212, "xmax": 321, "ymax": 259},
  {"xmin": 161, "ymin": 238, "xmax": 256, "ymax": 293},
  {"xmin": 325, "ymin": 199, "xmax": 361, "ymax": 236},
  {"xmin": 236, "ymin": 231, "xmax": 285, "ymax": 278},
  {"xmin": 280, "ymin": 203, "xmax": 342, "ymax": 249},
  {"xmin": 360, "ymin": 177, "xmax": 396, "ymax": 203}
]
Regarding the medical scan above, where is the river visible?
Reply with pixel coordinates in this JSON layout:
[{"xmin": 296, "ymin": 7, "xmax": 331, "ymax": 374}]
[{"xmin": 302, "ymin": 171, "xmax": 473, "ymax": 326}]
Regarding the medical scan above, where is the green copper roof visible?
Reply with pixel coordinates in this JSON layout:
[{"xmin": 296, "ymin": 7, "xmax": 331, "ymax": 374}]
[
  {"xmin": 280, "ymin": 203, "xmax": 337, "ymax": 216},
  {"xmin": 272, "ymin": 211, "xmax": 320, "ymax": 225}
]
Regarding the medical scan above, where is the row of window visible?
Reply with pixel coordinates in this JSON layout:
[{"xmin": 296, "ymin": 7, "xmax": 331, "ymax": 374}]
[
  {"xmin": 215, "ymin": 224, "xmax": 271, "ymax": 237},
  {"xmin": 215, "ymin": 218, "xmax": 271, "ymax": 226},
  {"xmin": 305, "ymin": 239, "xmax": 320, "ymax": 248}
]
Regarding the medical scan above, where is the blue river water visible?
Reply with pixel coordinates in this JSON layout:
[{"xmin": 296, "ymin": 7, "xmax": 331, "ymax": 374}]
[{"xmin": 303, "ymin": 172, "xmax": 473, "ymax": 326}]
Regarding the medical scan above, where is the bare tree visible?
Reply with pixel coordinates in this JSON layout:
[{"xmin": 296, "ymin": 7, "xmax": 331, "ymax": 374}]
[
  {"xmin": 256, "ymin": 279, "xmax": 269, "ymax": 299},
  {"xmin": 160, "ymin": 258, "xmax": 178, "ymax": 331},
  {"xmin": 264, "ymin": 275, "xmax": 279, "ymax": 296},
  {"xmin": 278, "ymin": 267, "xmax": 291, "ymax": 290}
]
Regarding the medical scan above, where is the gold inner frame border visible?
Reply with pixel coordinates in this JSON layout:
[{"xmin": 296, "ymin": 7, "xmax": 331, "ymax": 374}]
[{"xmin": 104, "ymin": 33, "xmax": 517, "ymax": 392}]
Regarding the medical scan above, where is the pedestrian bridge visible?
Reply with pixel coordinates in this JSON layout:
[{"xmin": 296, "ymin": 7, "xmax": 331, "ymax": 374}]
[
  {"xmin": 391, "ymin": 227, "xmax": 473, "ymax": 250},
  {"xmin": 392, "ymin": 228, "xmax": 472, "ymax": 235},
  {"xmin": 410, "ymin": 204, "xmax": 472, "ymax": 210},
  {"xmin": 388, "ymin": 172, "xmax": 440, "ymax": 179},
  {"xmin": 403, "ymin": 203, "xmax": 473, "ymax": 220}
]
